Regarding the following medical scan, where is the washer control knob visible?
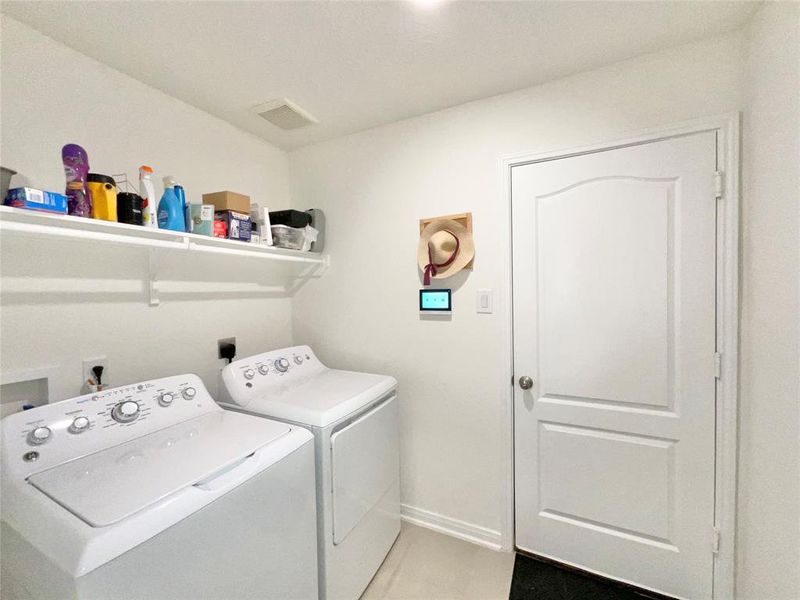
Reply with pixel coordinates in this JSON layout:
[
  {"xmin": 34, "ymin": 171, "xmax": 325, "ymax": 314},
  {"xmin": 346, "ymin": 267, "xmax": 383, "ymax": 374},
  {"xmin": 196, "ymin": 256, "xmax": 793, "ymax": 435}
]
[
  {"xmin": 243, "ymin": 369, "xmax": 255, "ymax": 380},
  {"xmin": 258, "ymin": 364, "xmax": 270, "ymax": 376},
  {"xmin": 159, "ymin": 392, "xmax": 174, "ymax": 407},
  {"xmin": 112, "ymin": 401, "xmax": 140, "ymax": 423},
  {"xmin": 27, "ymin": 426, "xmax": 52, "ymax": 446},
  {"xmin": 69, "ymin": 416, "xmax": 91, "ymax": 434},
  {"xmin": 275, "ymin": 358, "xmax": 290, "ymax": 373},
  {"xmin": 181, "ymin": 387, "xmax": 196, "ymax": 400},
  {"xmin": 293, "ymin": 356, "xmax": 303, "ymax": 365}
]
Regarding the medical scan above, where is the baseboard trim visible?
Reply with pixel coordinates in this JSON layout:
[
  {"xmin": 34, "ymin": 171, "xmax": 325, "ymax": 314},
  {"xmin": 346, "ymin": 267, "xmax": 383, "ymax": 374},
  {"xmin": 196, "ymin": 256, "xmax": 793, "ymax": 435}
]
[{"xmin": 400, "ymin": 504, "xmax": 504, "ymax": 551}]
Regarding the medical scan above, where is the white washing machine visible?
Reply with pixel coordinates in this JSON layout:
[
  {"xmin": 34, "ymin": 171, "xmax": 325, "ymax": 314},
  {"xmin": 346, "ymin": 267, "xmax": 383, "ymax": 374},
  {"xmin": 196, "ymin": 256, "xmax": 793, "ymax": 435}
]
[
  {"xmin": 0, "ymin": 374, "xmax": 318, "ymax": 600},
  {"xmin": 220, "ymin": 345, "xmax": 400, "ymax": 600}
]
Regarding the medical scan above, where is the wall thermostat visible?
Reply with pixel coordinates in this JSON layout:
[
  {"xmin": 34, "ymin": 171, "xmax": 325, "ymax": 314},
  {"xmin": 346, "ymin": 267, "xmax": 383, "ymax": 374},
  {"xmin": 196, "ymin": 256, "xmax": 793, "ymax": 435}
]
[{"xmin": 419, "ymin": 289, "xmax": 452, "ymax": 313}]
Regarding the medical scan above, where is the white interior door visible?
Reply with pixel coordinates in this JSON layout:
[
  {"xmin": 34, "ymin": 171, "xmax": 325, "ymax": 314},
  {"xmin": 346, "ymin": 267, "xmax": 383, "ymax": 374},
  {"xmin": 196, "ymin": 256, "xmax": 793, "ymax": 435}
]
[{"xmin": 512, "ymin": 131, "xmax": 718, "ymax": 600}]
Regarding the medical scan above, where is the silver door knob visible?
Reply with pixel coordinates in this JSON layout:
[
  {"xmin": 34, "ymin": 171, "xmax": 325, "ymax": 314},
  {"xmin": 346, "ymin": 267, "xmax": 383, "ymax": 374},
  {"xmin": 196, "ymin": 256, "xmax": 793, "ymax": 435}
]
[{"xmin": 518, "ymin": 376, "xmax": 534, "ymax": 390}]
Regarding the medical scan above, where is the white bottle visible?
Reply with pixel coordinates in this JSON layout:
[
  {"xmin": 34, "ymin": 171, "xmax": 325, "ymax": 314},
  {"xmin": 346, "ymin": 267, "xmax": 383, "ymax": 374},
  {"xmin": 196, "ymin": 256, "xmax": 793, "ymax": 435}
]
[{"xmin": 139, "ymin": 165, "xmax": 157, "ymax": 227}]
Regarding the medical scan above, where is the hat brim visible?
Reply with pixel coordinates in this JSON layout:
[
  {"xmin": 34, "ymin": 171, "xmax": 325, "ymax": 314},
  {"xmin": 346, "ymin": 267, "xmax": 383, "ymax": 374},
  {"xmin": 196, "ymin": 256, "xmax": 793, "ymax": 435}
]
[{"xmin": 417, "ymin": 219, "xmax": 475, "ymax": 280}]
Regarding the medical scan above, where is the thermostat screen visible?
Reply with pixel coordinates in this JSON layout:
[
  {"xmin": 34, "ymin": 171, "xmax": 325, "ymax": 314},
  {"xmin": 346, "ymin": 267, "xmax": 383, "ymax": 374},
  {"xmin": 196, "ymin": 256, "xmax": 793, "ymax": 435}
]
[{"xmin": 420, "ymin": 289, "xmax": 452, "ymax": 312}]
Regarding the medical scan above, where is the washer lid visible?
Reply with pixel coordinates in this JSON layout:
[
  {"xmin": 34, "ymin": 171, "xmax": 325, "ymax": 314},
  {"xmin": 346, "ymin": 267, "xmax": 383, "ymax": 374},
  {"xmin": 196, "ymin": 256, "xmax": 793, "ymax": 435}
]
[
  {"xmin": 27, "ymin": 411, "xmax": 290, "ymax": 528},
  {"xmin": 242, "ymin": 370, "xmax": 397, "ymax": 428}
]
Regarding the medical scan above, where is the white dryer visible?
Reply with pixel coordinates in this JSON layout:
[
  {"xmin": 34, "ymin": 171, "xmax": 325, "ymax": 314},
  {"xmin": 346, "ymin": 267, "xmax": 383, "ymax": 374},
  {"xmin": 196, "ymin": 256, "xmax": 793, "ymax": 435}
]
[
  {"xmin": 220, "ymin": 345, "xmax": 400, "ymax": 600},
  {"xmin": 1, "ymin": 374, "xmax": 318, "ymax": 600}
]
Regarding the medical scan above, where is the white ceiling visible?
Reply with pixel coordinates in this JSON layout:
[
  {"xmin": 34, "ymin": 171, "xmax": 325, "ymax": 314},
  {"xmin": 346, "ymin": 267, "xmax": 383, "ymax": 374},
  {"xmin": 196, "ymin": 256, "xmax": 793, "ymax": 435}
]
[{"xmin": 2, "ymin": 1, "xmax": 759, "ymax": 150}]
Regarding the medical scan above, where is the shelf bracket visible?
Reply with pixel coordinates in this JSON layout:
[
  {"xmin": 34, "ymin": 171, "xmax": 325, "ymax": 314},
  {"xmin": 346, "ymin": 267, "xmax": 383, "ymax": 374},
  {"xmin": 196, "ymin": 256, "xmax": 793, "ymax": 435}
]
[{"xmin": 148, "ymin": 249, "xmax": 160, "ymax": 307}]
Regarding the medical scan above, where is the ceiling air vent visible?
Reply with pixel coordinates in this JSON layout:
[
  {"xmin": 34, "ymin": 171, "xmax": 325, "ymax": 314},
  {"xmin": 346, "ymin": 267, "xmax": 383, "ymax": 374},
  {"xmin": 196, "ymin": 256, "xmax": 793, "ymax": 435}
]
[{"xmin": 251, "ymin": 99, "xmax": 317, "ymax": 130}]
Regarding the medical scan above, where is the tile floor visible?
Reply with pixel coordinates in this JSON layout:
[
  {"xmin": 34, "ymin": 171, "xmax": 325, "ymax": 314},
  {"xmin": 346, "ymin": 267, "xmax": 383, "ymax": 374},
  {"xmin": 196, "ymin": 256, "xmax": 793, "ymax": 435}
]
[
  {"xmin": 362, "ymin": 522, "xmax": 515, "ymax": 600},
  {"xmin": 364, "ymin": 524, "xmax": 673, "ymax": 600}
]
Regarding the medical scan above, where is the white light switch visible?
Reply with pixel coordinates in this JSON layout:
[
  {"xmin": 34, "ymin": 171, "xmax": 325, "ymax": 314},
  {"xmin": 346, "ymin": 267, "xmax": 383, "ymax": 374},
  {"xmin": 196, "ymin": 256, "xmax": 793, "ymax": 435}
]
[{"xmin": 476, "ymin": 289, "xmax": 493, "ymax": 314}]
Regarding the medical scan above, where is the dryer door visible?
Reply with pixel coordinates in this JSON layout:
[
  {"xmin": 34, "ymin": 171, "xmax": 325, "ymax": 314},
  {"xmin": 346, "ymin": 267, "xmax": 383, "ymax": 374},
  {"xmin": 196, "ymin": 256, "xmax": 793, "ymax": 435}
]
[{"xmin": 330, "ymin": 394, "xmax": 398, "ymax": 545}]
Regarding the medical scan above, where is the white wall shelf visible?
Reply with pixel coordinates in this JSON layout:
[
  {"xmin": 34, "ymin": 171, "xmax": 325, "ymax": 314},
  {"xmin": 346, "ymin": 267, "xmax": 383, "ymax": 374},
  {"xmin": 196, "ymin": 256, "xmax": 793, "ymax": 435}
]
[{"xmin": 0, "ymin": 205, "xmax": 329, "ymax": 305}]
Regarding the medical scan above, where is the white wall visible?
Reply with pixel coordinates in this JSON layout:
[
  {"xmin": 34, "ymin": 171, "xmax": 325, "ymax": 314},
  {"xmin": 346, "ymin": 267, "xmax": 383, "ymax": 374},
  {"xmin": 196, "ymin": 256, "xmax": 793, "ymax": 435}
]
[
  {"xmin": 0, "ymin": 16, "xmax": 293, "ymax": 403},
  {"xmin": 289, "ymin": 32, "xmax": 746, "ymax": 548},
  {"xmin": 738, "ymin": 4, "xmax": 800, "ymax": 600}
]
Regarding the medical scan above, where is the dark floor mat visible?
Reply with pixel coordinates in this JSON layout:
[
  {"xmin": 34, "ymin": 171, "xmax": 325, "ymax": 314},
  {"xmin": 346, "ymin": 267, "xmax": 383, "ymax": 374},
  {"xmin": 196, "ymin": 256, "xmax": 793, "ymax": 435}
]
[{"xmin": 509, "ymin": 553, "xmax": 666, "ymax": 600}]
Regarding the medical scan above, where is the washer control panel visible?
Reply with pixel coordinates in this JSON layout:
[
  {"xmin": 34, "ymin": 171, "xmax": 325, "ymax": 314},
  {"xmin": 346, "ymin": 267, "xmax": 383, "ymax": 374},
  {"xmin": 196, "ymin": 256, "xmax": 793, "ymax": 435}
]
[
  {"xmin": 221, "ymin": 345, "xmax": 325, "ymax": 405},
  {"xmin": 1, "ymin": 374, "xmax": 217, "ymax": 478}
]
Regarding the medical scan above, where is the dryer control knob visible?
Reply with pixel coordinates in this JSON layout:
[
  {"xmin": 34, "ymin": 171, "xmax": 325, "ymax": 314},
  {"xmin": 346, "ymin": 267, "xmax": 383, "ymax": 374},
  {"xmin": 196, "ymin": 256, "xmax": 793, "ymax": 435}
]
[
  {"xmin": 275, "ymin": 358, "xmax": 290, "ymax": 373},
  {"xmin": 243, "ymin": 369, "xmax": 255, "ymax": 380},
  {"xmin": 159, "ymin": 392, "xmax": 174, "ymax": 407},
  {"xmin": 69, "ymin": 416, "xmax": 90, "ymax": 434},
  {"xmin": 181, "ymin": 387, "xmax": 196, "ymax": 400},
  {"xmin": 258, "ymin": 364, "xmax": 270, "ymax": 376},
  {"xmin": 27, "ymin": 426, "xmax": 52, "ymax": 446},
  {"xmin": 112, "ymin": 401, "xmax": 140, "ymax": 423},
  {"xmin": 293, "ymin": 356, "xmax": 303, "ymax": 365}
]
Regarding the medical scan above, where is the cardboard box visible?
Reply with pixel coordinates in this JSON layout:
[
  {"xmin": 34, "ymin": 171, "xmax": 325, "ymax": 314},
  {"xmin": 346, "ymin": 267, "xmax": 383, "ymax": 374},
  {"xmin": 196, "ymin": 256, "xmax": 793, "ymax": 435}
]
[
  {"xmin": 5, "ymin": 188, "xmax": 68, "ymax": 214},
  {"xmin": 215, "ymin": 210, "xmax": 252, "ymax": 242},
  {"xmin": 202, "ymin": 190, "xmax": 250, "ymax": 213}
]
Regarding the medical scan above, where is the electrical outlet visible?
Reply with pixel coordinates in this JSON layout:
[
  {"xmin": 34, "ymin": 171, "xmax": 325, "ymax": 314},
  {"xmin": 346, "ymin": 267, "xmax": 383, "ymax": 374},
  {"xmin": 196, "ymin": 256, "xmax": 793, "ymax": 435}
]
[
  {"xmin": 82, "ymin": 357, "xmax": 108, "ymax": 390},
  {"xmin": 218, "ymin": 337, "xmax": 237, "ymax": 362}
]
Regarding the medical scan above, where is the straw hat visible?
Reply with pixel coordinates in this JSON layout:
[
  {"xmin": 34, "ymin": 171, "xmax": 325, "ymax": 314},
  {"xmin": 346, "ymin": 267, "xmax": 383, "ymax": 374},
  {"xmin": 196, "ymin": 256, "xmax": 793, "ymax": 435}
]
[{"xmin": 417, "ymin": 219, "xmax": 475, "ymax": 285}]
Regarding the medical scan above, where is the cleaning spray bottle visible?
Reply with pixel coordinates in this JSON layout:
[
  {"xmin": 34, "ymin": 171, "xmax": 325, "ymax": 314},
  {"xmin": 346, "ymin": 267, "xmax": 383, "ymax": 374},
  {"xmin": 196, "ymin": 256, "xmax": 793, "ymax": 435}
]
[
  {"xmin": 62, "ymin": 144, "xmax": 92, "ymax": 217},
  {"xmin": 158, "ymin": 176, "xmax": 185, "ymax": 231},
  {"xmin": 139, "ymin": 166, "xmax": 157, "ymax": 227}
]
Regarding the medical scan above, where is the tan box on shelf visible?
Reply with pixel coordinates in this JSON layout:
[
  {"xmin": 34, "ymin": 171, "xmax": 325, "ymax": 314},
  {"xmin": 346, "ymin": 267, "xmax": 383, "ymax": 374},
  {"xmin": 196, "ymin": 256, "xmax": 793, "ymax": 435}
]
[{"xmin": 202, "ymin": 190, "xmax": 251, "ymax": 213}]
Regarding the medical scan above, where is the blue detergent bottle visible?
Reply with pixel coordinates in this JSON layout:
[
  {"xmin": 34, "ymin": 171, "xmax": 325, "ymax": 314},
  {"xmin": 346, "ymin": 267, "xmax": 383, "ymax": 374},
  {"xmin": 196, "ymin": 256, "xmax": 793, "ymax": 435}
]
[
  {"xmin": 158, "ymin": 176, "xmax": 185, "ymax": 231},
  {"xmin": 174, "ymin": 183, "xmax": 191, "ymax": 232}
]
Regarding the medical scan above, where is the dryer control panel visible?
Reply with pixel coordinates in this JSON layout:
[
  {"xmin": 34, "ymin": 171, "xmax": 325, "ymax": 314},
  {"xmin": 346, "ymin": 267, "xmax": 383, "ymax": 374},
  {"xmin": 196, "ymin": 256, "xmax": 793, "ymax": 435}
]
[
  {"xmin": 1, "ymin": 374, "xmax": 218, "ymax": 478},
  {"xmin": 221, "ymin": 345, "xmax": 326, "ymax": 405}
]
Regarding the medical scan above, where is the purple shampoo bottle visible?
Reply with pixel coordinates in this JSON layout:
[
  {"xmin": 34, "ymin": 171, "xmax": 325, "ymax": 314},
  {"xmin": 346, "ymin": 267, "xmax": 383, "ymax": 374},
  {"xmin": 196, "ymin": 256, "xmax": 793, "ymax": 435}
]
[{"xmin": 62, "ymin": 144, "xmax": 92, "ymax": 217}]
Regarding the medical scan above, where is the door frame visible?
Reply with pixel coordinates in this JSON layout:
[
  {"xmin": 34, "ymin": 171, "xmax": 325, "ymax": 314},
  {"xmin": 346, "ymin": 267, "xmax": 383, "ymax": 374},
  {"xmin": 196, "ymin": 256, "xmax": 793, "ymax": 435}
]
[{"xmin": 498, "ymin": 113, "xmax": 740, "ymax": 599}]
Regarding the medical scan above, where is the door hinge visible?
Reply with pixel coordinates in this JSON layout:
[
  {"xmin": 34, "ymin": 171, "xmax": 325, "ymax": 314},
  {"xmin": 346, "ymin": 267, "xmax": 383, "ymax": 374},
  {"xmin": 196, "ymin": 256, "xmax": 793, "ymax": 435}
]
[
  {"xmin": 712, "ymin": 527, "xmax": 721, "ymax": 554},
  {"xmin": 715, "ymin": 171, "xmax": 724, "ymax": 199},
  {"xmin": 714, "ymin": 352, "xmax": 722, "ymax": 379}
]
